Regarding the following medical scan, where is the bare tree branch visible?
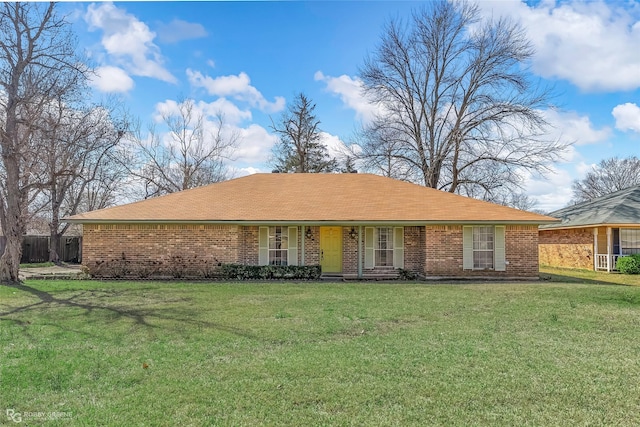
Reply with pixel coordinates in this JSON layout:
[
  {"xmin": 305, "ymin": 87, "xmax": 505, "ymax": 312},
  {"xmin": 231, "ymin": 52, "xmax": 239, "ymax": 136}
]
[
  {"xmin": 571, "ymin": 156, "xmax": 640, "ymax": 204},
  {"xmin": 122, "ymin": 98, "xmax": 238, "ymax": 199},
  {"xmin": 357, "ymin": 1, "xmax": 567, "ymax": 200}
]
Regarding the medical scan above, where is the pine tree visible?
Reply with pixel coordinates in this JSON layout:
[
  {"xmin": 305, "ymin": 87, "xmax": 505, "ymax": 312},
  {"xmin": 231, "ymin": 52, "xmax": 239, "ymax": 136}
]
[{"xmin": 271, "ymin": 93, "xmax": 336, "ymax": 173}]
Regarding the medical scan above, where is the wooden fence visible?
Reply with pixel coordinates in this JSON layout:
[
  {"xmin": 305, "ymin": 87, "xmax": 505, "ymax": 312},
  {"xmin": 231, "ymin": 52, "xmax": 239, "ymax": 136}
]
[{"xmin": 0, "ymin": 236, "xmax": 82, "ymax": 264}]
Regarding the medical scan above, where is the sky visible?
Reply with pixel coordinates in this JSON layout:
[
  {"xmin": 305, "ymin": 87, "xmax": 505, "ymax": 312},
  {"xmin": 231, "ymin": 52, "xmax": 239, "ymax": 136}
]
[{"xmin": 60, "ymin": 0, "xmax": 640, "ymax": 213}]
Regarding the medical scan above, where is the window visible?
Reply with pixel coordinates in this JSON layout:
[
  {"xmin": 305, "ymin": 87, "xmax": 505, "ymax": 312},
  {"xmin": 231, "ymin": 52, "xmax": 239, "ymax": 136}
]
[
  {"xmin": 268, "ymin": 226, "xmax": 288, "ymax": 265},
  {"xmin": 473, "ymin": 226, "xmax": 494, "ymax": 269},
  {"xmin": 364, "ymin": 227, "xmax": 404, "ymax": 269},
  {"xmin": 621, "ymin": 229, "xmax": 640, "ymax": 255},
  {"xmin": 375, "ymin": 227, "xmax": 394, "ymax": 267}
]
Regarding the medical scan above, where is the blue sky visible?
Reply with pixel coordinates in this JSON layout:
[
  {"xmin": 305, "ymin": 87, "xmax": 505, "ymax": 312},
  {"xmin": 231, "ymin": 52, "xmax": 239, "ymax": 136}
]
[{"xmin": 61, "ymin": 1, "xmax": 640, "ymax": 212}]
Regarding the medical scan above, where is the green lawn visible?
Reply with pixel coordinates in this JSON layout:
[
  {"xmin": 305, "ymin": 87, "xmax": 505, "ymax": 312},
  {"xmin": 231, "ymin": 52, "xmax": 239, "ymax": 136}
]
[{"xmin": 2, "ymin": 277, "xmax": 640, "ymax": 426}]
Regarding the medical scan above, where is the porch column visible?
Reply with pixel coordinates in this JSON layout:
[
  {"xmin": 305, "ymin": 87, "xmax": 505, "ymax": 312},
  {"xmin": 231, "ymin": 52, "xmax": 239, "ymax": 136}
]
[
  {"xmin": 357, "ymin": 226, "xmax": 363, "ymax": 279},
  {"xmin": 593, "ymin": 228, "xmax": 598, "ymax": 271},
  {"xmin": 606, "ymin": 227, "xmax": 612, "ymax": 273},
  {"xmin": 300, "ymin": 226, "xmax": 305, "ymax": 266}
]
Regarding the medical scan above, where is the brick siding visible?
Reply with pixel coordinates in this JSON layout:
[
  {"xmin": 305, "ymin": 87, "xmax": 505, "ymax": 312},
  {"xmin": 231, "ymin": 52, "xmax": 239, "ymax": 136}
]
[
  {"xmin": 82, "ymin": 223, "xmax": 239, "ymax": 277},
  {"xmin": 82, "ymin": 223, "xmax": 540, "ymax": 278},
  {"xmin": 539, "ymin": 228, "xmax": 594, "ymax": 270},
  {"xmin": 404, "ymin": 226, "xmax": 426, "ymax": 273},
  {"xmin": 425, "ymin": 224, "xmax": 539, "ymax": 278}
]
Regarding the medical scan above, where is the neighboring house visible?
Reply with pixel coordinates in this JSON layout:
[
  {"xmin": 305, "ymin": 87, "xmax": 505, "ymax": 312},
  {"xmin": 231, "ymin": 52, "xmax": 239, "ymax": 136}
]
[
  {"xmin": 539, "ymin": 185, "xmax": 640, "ymax": 272},
  {"xmin": 65, "ymin": 173, "xmax": 556, "ymax": 279}
]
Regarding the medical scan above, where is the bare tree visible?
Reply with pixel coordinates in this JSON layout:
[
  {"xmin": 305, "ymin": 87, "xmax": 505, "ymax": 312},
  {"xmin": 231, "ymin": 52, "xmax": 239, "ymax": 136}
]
[
  {"xmin": 33, "ymin": 99, "xmax": 128, "ymax": 263},
  {"xmin": 0, "ymin": 3, "xmax": 86, "ymax": 283},
  {"xmin": 358, "ymin": 1, "xmax": 566, "ymax": 198},
  {"xmin": 271, "ymin": 93, "xmax": 337, "ymax": 173},
  {"xmin": 125, "ymin": 98, "xmax": 237, "ymax": 198},
  {"xmin": 572, "ymin": 156, "xmax": 640, "ymax": 204}
]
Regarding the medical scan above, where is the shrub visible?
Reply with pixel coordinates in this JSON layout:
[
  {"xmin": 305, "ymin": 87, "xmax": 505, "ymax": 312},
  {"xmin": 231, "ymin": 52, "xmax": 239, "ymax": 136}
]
[
  {"xmin": 397, "ymin": 268, "xmax": 419, "ymax": 280},
  {"xmin": 218, "ymin": 264, "xmax": 322, "ymax": 280},
  {"xmin": 617, "ymin": 254, "xmax": 640, "ymax": 275}
]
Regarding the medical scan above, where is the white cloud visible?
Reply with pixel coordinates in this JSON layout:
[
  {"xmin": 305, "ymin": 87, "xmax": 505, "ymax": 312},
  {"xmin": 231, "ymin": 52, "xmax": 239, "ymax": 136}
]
[
  {"xmin": 478, "ymin": 0, "xmax": 640, "ymax": 92},
  {"xmin": 319, "ymin": 132, "xmax": 351, "ymax": 160},
  {"xmin": 233, "ymin": 166, "xmax": 263, "ymax": 177},
  {"xmin": 155, "ymin": 19, "xmax": 207, "ymax": 44},
  {"xmin": 612, "ymin": 102, "xmax": 640, "ymax": 133},
  {"xmin": 154, "ymin": 98, "xmax": 252, "ymax": 127},
  {"xmin": 522, "ymin": 166, "xmax": 575, "ymax": 212},
  {"xmin": 541, "ymin": 108, "xmax": 611, "ymax": 147},
  {"xmin": 186, "ymin": 69, "xmax": 285, "ymax": 113},
  {"xmin": 85, "ymin": 2, "xmax": 176, "ymax": 83},
  {"xmin": 314, "ymin": 71, "xmax": 381, "ymax": 124},
  {"xmin": 151, "ymin": 99, "xmax": 276, "ymax": 168},
  {"xmin": 234, "ymin": 124, "xmax": 279, "ymax": 164},
  {"xmin": 89, "ymin": 65, "xmax": 134, "ymax": 93}
]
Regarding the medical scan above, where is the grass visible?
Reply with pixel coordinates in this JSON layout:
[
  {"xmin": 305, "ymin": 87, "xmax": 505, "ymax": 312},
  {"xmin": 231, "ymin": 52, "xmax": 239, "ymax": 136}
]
[
  {"xmin": 541, "ymin": 265, "xmax": 640, "ymax": 286},
  {"xmin": 2, "ymin": 276, "xmax": 640, "ymax": 425},
  {"xmin": 19, "ymin": 262, "xmax": 55, "ymax": 269}
]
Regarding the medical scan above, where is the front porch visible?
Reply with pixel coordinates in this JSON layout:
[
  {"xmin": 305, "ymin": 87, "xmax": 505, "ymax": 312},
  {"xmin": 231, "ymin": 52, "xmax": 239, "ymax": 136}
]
[
  {"xmin": 594, "ymin": 226, "xmax": 640, "ymax": 272},
  {"xmin": 595, "ymin": 253, "xmax": 622, "ymax": 272}
]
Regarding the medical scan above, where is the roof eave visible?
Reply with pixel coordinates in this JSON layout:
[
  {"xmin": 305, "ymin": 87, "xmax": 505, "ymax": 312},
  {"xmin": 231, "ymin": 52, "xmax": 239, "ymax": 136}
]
[
  {"xmin": 66, "ymin": 218, "xmax": 557, "ymax": 226},
  {"xmin": 540, "ymin": 222, "xmax": 640, "ymax": 230}
]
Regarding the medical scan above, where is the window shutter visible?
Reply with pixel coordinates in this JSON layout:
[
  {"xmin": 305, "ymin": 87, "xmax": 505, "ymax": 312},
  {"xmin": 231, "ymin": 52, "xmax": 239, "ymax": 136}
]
[
  {"xmin": 494, "ymin": 226, "xmax": 506, "ymax": 271},
  {"xmin": 393, "ymin": 227, "xmax": 404, "ymax": 269},
  {"xmin": 259, "ymin": 226, "xmax": 269, "ymax": 266},
  {"xmin": 365, "ymin": 227, "xmax": 374, "ymax": 269},
  {"xmin": 288, "ymin": 226, "xmax": 298, "ymax": 266},
  {"xmin": 463, "ymin": 226, "xmax": 473, "ymax": 270}
]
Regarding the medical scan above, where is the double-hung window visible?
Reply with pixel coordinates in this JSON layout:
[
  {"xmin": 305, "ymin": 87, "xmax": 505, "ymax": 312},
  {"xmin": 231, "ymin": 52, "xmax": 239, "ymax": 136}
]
[
  {"xmin": 473, "ymin": 226, "xmax": 494, "ymax": 269},
  {"xmin": 621, "ymin": 229, "xmax": 640, "ymax": 255},
  {"xmin": 375, "ymin": 227, "xmax": 394, "ymax": 267},
  {"xmin": 259, "ymin": 226, "xmax": 298, "ymax": 266},
  {"xmin": 463, "ymin": 225, "xmax": 505, "ymax": 271},
  {"xmin": 364, "ymin": 227, "xmax": 404, "ymax": 269},
  {"xmin": 268, "ymin": 226, "xmax": 288, "ymax": 265}
]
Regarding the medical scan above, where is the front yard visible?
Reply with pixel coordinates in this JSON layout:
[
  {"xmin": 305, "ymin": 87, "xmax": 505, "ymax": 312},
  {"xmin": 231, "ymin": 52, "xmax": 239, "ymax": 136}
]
[{"xmin": 2, "ymin": 275, "xmax": 640, "ymax": 425}]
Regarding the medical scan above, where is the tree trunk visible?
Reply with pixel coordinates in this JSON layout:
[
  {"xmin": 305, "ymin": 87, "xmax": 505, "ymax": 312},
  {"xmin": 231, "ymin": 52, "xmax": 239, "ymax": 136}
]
[
  {"xmin": 0, "ymin": 130, "xmax": 26, "ymax": 284},
  {"xmin": 0, "ymin": 214, "xmax": 24, "ymax": 284},
  {"xmin": 48, "ymin": 184, "xmax": 61, "ymax": 264},
  {"xmin": 49, "ymin": 226, "xmax": 60, "ymax": 264}
]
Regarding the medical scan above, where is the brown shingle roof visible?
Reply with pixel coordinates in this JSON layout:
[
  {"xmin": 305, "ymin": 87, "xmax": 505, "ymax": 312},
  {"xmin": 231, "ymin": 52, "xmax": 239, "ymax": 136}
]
[{"xmin": 65, "ymin": 173, "xmax": 557, "ymax": 224}]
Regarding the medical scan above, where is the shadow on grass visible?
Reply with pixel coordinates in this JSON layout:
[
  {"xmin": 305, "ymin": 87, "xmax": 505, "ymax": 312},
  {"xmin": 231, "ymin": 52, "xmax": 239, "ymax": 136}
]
[
  {"xmin": 540, "ymin": 271, "xmax": 634, "ymax": 287},
  {"xmin": 0, "ymin": 282, "xmax": 260, "ymax": 341}
]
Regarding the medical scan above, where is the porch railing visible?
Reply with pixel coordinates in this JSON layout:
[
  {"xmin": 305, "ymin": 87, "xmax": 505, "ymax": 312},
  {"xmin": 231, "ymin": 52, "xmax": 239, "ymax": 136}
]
[{"xmin": 596, "ymin": 254, "xmax": 622, "ymax": 271}]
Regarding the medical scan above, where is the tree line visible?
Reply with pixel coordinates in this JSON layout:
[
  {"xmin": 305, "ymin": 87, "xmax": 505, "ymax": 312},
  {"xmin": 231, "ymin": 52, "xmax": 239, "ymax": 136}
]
[{"xmin": 0, "ymin": 1, "xmax": 630, "ymax": 283}]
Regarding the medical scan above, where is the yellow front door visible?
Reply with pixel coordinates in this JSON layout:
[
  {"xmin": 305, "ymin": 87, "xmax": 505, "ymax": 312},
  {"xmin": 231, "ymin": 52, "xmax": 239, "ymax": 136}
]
[{"xmin": 320, "ymin": 227, "xmax": 342, "ymax": 273}]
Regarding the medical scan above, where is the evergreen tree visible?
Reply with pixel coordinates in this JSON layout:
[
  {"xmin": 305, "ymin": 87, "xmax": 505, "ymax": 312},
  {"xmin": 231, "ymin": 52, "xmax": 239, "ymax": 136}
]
[{"xmin": 271, "ymin": 93, "xmax": 336, "ymax": 173}]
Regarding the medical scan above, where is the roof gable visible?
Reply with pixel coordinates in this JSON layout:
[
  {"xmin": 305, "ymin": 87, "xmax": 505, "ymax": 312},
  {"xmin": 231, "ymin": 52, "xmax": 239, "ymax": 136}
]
[
  {"xmin": 541, "ymin": 185, "xmax": 640, "ymax": 229},
  {"xmin": 66, "ymin": 173, "xmax": 556, "ymax": 224}
]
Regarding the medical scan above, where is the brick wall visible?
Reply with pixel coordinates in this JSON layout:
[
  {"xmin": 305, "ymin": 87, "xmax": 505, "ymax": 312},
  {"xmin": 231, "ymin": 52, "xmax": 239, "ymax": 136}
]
[
  {"xmin": 404, "ymin": 226, "xmax": 426, "ymax": 273},
  {"xmin": 82, "ymin": 223, "xmax": 239, "ymax": 277},
  {"xmin": 342, "ymin": 227, "xmax": 358, "ymax": 274},
  {"xmin": 82, "ymin": 222, "xmax": 541, "ymax": 279},
  {"xmin": 425, "ymin": 224, "xmax": 539, "ymax": 278},
  {"xmin": 539, "ymin": 227, "xmax": 594, "ymax": 270},
  {"xmin": 239, "ymin": 226, "xmax": 259, "ymax": 265}
]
